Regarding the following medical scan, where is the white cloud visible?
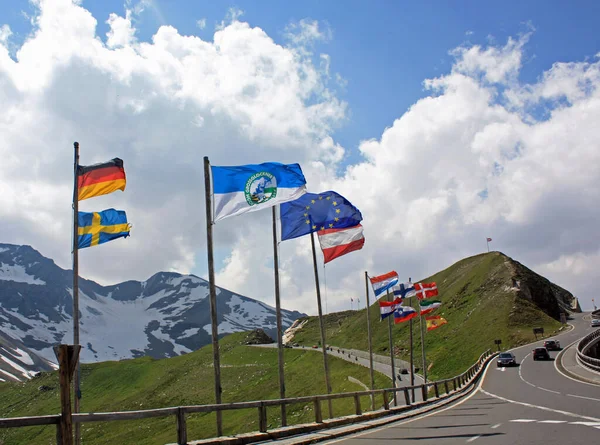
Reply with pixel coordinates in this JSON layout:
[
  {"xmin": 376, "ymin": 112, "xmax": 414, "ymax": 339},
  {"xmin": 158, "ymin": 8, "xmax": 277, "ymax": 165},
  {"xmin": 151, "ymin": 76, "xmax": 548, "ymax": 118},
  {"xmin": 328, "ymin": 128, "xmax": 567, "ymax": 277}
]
[
  {"xmin": 1, "ymin": 1, "xmax": 599, "ymax": 316},
  {"xmin": 196, "ymin": 18, "xmax": 206, "ymax": 30}
]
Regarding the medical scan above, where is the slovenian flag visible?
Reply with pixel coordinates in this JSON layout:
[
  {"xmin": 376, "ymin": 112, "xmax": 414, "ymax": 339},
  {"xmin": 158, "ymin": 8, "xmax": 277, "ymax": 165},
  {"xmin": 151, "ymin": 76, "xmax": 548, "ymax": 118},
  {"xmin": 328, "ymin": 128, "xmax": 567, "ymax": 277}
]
[
  {"xmin": 415, "ymin": 282, "xmax": 439, "ymax": 300},
  {"xmin": 210, "ymin": 162, "xmax": 307, "ymax": 222},
  {"xmin": 379, "ymin": 297, "xmax": 403, "ymax": 321},
  {"xmin": 392, "ymin": 282, "xmax": 416, "ymax": 299},
  {"xmin": 369, "ymin": 271, "xmax": 399, "ymax": 297},
  {"xmin": 394, "ymin": 306, "xmax": 417, "ymax": 324},
  {"xmin": 317, "ymin": 224, "xmax": 365, "ymax": 264},
  {"xmin": 419, "ymin": 299, "xmax": 442, "ymax": 315}
]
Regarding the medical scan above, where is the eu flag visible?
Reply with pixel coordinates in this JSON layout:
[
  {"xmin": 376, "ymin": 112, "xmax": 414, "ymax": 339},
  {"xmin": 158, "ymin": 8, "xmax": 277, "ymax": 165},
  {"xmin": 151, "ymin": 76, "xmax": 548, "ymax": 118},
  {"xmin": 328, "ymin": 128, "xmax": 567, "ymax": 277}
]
[
  {"xmin": 78, "ymin": 209, "xmax": 131, "ymax": 249},
  {"xmin": 280, "ymin": 191, "xmax": 362, "ymax": 241}
]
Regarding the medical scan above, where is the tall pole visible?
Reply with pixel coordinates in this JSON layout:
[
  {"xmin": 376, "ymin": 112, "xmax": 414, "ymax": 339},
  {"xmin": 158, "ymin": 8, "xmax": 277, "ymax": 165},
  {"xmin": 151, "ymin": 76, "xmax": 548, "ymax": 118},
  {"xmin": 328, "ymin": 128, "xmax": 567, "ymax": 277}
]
[
  {"xmin": 419, "ymin": 304, "xmax": 427, "ymax": 384},
  {"xmin": 364, "ymin": 272, "xmax": 375, "ymax": 410},
  {"xmin": 486, "ymin": 238, "xmax": 490, "ymax": 253},
  {"xmin": 386, "ymin": 289, "xmax": 397, "ymax": 406},
  {"xmin": 409, "ymin": 315, "xmax": 415, "ymax": 402},
  {"xmin": 310, "ymin": 232, "xmax": 333, "ymax": 418},
  {"xmin": 72, "ymin": 142, "xmax": 81, "ymax": 445},
  {"xmin": 272, "ymin": 207, "xmax": 287, "ymax": 426},
  {"xmin": 203, "ymin": 157, "xmax": 223, "ymax": 437}
]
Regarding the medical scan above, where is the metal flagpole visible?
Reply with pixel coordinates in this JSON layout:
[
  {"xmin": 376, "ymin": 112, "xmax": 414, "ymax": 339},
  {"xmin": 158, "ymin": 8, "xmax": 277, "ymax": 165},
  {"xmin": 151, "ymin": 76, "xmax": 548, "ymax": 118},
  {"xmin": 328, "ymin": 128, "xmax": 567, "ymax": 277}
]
[
  {"xmin": 72, "ymin": 142, "xmax": 81, "ymax": 445},
  {"xmin": 364, "ymin": 272, "xmax": 375, "ymax": 410},
  {"xmin": 310, "ymin": 232, "xmax": 333, "ymax": 418},
  {"xmin": 272, "ymin": 206, "xmax": 287, "ymax": 426},
  {"xmin": 386, "ymin": 289, "xmax": 397, "ymax": 406},
  {"xmin": 203, "ymin": 157, "xmax": 223, "ymax": 436},
  {"xmin": 408, "ymin": 278, "xmax": 415, "ymax": 402},
  {"xmin": 323, "ymin": 264, "xmax": 328, "ymax": 315},
  {"xmin": 419, "ymin": 299, "xmax": 428, "ymax": 384}
]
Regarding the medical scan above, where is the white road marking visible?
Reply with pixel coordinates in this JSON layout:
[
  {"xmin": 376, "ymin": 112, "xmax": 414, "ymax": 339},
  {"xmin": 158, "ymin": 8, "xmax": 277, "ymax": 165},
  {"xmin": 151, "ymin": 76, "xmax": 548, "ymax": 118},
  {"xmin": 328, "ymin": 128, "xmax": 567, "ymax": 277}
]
[
  {"xmin": 480, "ymin": 388, "xmax": 600, "ymax": 422},
  {"xmin": 538, "ymin": 420, "xmax": 567, "ymax": 424},
  {"xmin": 466, "ymin": 435, "xmax": 481, "ymax": 442},
  {"xmin": 510, "ymin": 419, "xmax": 537, "ymax": 423},
  {"xmin": 570, "ymin": 421, "xmax": 600, "ymax": 427},
  {"xmin": 491, "ymin": 423, "xmax": 501, "ymax": 429},
  {"xmin": 537, "ymin": 387, "xmax": 560, "ymax": 394},
  {"xmin": 567, "ymin": 393, "xmax": 600, "ymax": 402}
]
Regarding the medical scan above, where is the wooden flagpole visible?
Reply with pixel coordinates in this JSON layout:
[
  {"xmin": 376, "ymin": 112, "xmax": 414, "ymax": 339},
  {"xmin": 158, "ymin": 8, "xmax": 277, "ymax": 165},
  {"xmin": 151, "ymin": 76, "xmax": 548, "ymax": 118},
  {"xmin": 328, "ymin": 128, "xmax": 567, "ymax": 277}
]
[
  {"xmin": 364, "ymin": 272, "xmax": 375, "ymax": 410},
  {"xmin": 272, "ymin": 206, "xmax": 287, "ymax": 426},
  {"xmin": 386, "ymin": 289, "xmax": 397, "ymax": 406},
  {"xmin": 72, "ymin": 142, "xmax": 81, "ymax": 445},
  {"xmin": 310, "ymin": 232, "xmax": 333, "ymax": 418},
  {"xmin": 203, "ymin": 157, "xmax": 223, "ymax": 436}
]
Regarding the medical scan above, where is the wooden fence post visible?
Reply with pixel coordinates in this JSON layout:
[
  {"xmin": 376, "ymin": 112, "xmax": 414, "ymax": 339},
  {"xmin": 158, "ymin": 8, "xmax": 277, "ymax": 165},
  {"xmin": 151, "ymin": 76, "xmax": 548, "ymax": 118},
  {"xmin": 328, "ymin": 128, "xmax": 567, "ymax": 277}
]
[
  {"xmin": 177, "ymin": 407, "xmax": 187, "ymax": 444},
  {"xmin": 434, "ymin": 382, "xmax": 439, "ymax": 398},
  {"xmin": 421, "ymin": 384, "xmax": 427, "ymax": 401},
  {"xmin": 383, "ymin": 391, "xmax": 389, "ymax": 410},
  {"xmin": 403, "ymin": 388, "xmax": 411, "ymax": 406},
  {"xmin": 444, "ymin": 380, "xmax": 449, "ymax": 395},
  {"xmin": 353, "ymin": 394, "xmax": 362, "ymax": 415},
  {"xmin": 313, "ymin": 398, "xmax": 323, "ymax": 423},
  {"xmin": 54, "ymin": 344, "xmax": 80, "ymax": 445},
  {"xmin": 258, "ymin": 403, "xmax": 267, "ymax": 433}
]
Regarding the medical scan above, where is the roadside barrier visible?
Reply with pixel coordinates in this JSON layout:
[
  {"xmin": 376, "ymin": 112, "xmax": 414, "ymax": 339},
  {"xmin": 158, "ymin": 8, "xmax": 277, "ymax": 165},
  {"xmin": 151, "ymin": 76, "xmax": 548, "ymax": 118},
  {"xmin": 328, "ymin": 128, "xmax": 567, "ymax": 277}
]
[
  {"xmin": 0, "ymin": 349, "xmax": 495, "ymax": 445},
  {"xmin": 576, "ymin": 328, "xmax": 600, "ymax": 372}
]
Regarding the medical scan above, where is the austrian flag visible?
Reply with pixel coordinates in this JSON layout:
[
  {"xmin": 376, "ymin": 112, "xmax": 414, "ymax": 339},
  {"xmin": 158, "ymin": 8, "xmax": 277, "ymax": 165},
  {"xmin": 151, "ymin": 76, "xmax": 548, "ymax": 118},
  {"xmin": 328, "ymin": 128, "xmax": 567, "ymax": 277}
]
[
  {"xmin": 415, "ymin": 282, "xmax": 438, "ymax": 300},
  {"xmin": 317, "ymin": 224, "xmax": 365, "ymax": 264}
]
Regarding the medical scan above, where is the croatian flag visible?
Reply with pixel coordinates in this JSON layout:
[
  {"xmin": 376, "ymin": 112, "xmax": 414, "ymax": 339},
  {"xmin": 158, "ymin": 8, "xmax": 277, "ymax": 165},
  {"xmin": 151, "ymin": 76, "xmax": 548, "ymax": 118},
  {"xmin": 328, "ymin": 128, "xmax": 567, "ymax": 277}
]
[
  {"xmin": 393, "ymin": 282, "xmax": 416, "ymax": 299},
  {"xmin": 369, "ymin": 271, "xmax": 399, "ymax": 297},
  {"xmin": 317, "ymin": 224, "xmax": 365, "ymax": 264},
  {"xmin": 379, "ymin": 297, "xmax": 403, "ymax": 321},
  {"xmin": 415, "ymin": 282, "xmax": 438, "ymax": 300},
  {"xmin": 211, "ymin": 162, "xmax": 307, "ymax": 222},
  {"xmin": 394, "ymin": 306, "xmax": 418, "ymax": 324}
]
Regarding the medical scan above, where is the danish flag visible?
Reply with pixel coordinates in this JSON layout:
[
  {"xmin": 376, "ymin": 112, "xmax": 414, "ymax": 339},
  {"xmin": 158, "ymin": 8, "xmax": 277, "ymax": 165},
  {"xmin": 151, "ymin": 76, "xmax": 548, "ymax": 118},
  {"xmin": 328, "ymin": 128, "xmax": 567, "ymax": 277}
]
[{"xmin": 414, "ymin": 282, "xmax": 438, "ymax": 300}]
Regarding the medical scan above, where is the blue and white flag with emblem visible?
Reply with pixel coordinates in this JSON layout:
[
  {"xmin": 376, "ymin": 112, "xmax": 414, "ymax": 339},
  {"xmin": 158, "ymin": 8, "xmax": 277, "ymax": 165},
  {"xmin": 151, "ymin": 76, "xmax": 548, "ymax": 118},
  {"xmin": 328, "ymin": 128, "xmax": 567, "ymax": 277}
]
[{"xmin": 211, "ymin": 162, "xmax": 307, "ymax": 222}]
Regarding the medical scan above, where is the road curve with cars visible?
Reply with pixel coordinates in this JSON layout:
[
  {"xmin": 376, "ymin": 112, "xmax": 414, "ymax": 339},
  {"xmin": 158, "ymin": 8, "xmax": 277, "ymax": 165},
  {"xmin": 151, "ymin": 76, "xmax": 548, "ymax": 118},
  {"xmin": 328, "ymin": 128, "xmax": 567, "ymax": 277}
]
[{"xmin": 319, "ymin": 313, "xmax": 600, "ymax": 445}]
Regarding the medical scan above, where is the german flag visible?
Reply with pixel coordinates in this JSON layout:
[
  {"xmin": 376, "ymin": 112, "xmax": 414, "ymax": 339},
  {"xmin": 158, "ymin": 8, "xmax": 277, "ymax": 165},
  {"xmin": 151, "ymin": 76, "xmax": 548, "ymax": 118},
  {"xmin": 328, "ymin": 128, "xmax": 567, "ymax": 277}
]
[{"xmin": 78, "ymin": 158, "xmax": 126, "ymax": 201}]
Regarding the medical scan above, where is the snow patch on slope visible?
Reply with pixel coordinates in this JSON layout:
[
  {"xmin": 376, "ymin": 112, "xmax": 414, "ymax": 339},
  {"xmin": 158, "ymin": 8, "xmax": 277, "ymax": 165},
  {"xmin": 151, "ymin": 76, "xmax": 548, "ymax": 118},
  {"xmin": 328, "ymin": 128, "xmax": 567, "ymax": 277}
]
[{"xmin": 0, "ymin": 263, "xmax": 45, "ymax": 285}]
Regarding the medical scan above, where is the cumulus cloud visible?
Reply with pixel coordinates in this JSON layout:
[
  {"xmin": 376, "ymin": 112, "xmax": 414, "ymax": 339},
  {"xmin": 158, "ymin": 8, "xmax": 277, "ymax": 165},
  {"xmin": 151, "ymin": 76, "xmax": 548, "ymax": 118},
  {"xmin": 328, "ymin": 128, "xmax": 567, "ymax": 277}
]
[{"xmin": 1, "ymin": 0, "xmax": 599, "ymax": 314}]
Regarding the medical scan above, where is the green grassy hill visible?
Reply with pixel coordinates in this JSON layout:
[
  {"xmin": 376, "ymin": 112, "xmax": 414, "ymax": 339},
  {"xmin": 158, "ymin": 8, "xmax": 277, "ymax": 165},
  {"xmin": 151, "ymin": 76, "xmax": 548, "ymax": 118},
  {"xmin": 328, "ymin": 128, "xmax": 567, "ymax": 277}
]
[
  {"xmin": 288, "ymin": 252, "xmax": 571, "ymax": 379},
  {"xmin": 0, "ymin": 331, "xmax": 388, "ymax": 445}
]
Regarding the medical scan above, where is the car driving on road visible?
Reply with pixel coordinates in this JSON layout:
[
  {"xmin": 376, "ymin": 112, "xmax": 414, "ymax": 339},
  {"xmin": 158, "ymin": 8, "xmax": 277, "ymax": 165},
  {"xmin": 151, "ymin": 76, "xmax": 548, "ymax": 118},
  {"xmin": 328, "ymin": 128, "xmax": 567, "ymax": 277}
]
[
  {"xmin": 543, "ymin": 339, "xmax": 561, "ymax": 350},
  {"xmin": 533, "ymin": 347, "xmax": 550, "ymax": 361},
  {"xmin": 592, "ymin": 318, "xmax": 600, "ymax": 328},
  {"xmin": 497, "ymin": 352, "xmax": 517, "ymax": 367}
]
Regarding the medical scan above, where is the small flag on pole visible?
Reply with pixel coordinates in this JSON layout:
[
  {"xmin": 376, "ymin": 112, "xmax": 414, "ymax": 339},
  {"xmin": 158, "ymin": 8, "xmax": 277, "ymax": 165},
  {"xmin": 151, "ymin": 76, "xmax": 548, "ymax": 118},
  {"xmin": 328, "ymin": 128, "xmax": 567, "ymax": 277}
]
[
  {"xmin": 414, "ymin": 282, "xmax": 438, "ymax": 300},
  {"xmin": 379, "ymin": 297, "xmax": 403, "ymax": 320},
  {"xmin": 77, "ymin": 158, "xmax": 126, "ymax": 201},
  {"xmin": 419, "ymin": 300, "xmax": 442, "ymax": 315},
  {"xmin": 426, "ymin": 315, "xmax": 448, "ymax": 331},
  {"xmin": 486, "ymin": 237, "xmax": 492, "ymax": 242},
  {"xmin": 392, "ymin": 282, "xmax": 416, "ymax": 299},
  {"xmin": 78, "ymin": 209, "xmax": 131, "ymax": 249},
  {"xmin": 317, "ymin": 224, "xmax": 365, "ymax": 264},
  {"xmin": 393, "ymin": 306, "xmax": 417, "ymax": 324},
  {"xmin": 369, "ymin": 271, "xmax": 399, "ymax": 297}
]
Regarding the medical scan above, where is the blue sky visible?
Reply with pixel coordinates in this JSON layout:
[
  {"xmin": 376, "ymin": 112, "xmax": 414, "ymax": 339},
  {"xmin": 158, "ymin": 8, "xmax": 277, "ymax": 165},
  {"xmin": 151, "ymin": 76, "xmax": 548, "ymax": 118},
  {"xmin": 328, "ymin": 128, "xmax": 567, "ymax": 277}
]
[
  {"xmin": 2, "ymin": 0, "xmax": 599, "ymax": 312},
  {"xmin": 5, "ymin": 0, "xmax": 600, "ymax": 166}
]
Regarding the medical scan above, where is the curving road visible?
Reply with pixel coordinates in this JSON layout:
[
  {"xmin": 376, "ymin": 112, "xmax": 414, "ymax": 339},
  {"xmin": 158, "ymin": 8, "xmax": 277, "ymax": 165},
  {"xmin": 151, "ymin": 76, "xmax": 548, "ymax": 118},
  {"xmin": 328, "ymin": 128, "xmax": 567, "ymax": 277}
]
[{"xmin": 318, "ymin": 313, "xmax": 600, "ymax": 444}]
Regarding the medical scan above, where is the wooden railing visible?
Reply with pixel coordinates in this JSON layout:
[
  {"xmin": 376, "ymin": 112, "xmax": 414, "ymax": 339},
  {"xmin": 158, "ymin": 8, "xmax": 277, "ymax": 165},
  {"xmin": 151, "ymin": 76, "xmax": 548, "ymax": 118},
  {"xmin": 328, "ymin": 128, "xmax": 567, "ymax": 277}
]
[
  {"xmin": 0, "ymin": 349, "xmax": 494, "ymax": 445},
  {"xmin": 577, "ymin": 328, "xmax": 600, "ymax": 372}
]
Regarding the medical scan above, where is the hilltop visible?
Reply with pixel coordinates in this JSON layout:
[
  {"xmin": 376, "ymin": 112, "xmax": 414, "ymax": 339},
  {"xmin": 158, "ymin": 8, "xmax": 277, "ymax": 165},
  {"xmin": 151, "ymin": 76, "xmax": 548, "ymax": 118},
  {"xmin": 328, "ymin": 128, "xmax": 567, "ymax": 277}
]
[{"xmin": 285, "ymin": 251, "xmax": 579, "ymax": 379}]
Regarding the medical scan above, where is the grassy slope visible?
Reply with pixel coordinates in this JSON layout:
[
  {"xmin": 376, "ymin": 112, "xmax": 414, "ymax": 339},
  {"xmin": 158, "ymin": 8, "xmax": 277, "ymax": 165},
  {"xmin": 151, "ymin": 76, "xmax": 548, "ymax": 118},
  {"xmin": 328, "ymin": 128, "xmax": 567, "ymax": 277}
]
[
  {"xmin": 290, "ymin": 252, "xmax": 563, "ymax": 379},
  {"xmin": 0, "ymin": 331, "xmax": 388, "ymax": 445}
]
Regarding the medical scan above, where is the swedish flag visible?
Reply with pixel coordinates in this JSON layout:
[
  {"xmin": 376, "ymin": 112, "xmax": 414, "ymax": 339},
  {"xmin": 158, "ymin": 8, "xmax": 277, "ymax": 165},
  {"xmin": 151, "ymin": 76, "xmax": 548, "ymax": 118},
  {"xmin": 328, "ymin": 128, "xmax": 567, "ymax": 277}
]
[{"xmin": 78, "ymin": 209, "xmax": 131, "ymax": 249}]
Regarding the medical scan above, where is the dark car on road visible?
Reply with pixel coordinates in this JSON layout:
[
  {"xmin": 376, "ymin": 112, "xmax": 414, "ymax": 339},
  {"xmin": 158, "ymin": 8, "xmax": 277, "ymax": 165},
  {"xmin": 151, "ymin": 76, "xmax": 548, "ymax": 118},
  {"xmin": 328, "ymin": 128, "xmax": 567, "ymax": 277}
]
[
  {"xmin": 532, "ymin": 347, "xmax": 550, "ymax": 360},
  {"xmin": 543, "ymin": 339, "xmax": 561, "ymax": 351},
  {"xmin": 497, "ymin": 352, "xmax": 517, "ymax": 367}
]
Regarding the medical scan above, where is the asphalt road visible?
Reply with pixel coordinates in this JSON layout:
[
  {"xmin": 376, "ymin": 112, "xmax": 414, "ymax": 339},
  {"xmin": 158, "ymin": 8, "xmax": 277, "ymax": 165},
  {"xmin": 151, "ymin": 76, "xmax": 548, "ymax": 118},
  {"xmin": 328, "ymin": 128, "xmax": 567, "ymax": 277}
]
[{"xmin": 319, "ymin": 313, "xmax": 600, "ymax": 444}]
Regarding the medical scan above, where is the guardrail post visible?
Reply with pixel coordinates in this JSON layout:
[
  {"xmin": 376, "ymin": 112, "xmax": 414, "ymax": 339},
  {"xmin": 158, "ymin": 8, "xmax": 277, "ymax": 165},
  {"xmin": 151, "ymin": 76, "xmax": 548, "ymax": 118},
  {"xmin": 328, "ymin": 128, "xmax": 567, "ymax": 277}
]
[
  {"xmin": 421, "ymin": 384, "xmax": 427, "ymax": 401},
  {"xmin": 258, "ymin": 403, "xmax": 267, "ymax": 433},
  {"xmin": 403, "ymin": 387, "xmax": 410, "ymax": 406},
  {"xmin": 354, "ymin": 394, "xmax": 362, "ymax": 415},
  {"xmin": 444, "ymin": 380, "xmax": 449, "ymax": 395},
  {"xmin": 313, "ymin": 398, "xmax": 323, "ymax": 423},
  {"xmin": 452, "ymin": 378, "xmax": 457, "ymax": 391},
  {"xmin": 434, "ymin": 382, "xmax": 439, "ymax": 398},
  {"xmin": 383, "ymin": 390, "xmax": 390, "ymax": 410},
  {"xmin": 177, "ymin": 408, "xmax": 187, "ymax": 445}
]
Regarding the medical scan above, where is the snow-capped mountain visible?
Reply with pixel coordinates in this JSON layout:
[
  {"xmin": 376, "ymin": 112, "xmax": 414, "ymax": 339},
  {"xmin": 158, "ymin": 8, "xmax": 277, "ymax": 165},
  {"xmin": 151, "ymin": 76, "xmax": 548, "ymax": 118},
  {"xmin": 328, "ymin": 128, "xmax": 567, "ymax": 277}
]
[
  {"xmin": 0, "ymin": 243, "xmax": 306, "ymax": 379},
  {"xmin": 0, "ymin": 330, "xmax": 57, "ymax": 382}
]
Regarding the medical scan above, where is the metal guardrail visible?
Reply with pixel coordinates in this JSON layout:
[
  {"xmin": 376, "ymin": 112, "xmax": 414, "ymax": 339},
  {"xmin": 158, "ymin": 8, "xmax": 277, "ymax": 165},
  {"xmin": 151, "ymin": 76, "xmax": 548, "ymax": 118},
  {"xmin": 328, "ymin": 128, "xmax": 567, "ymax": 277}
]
[
  {"xmin": 0, "ymin": 349, "xmax": 493, "ymax": 445},
  {"xmin": 577, "ymin": 329, "xmax": 600, "ymax": 371}
]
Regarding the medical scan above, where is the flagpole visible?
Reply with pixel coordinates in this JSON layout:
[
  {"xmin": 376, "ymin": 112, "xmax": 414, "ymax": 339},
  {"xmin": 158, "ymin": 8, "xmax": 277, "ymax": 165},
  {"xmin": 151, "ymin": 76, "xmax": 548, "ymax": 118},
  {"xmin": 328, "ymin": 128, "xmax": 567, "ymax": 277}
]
[
  {"xmin": 386, "ymin": 289, "xmax": 397, "ymax": 406},
  {"xmin": 72, "ymin": 142, "xmax": 81, "ymax": 445},
  {"xmin": 486, "ymin": 238, "xmax": 489, "ymax": 253},
  {"xmin": 272, "ymin": 206, "xmax": 287, "ymax": 426},
  {"xmin": 310, "ymin": 232, "xmax": 333, "ymax": 418},
  {"xmin": 203, "ymin": 156, "xmax": 223, "ymax": 437},
  {"xmin": 408, "ymin": 278, "xmax": 415, "ymax": 402},
  {"xmin": 419, "ymin": 302, "xmax": 428, "ymax": 384},
  {"xmin": 364, "ymin": 272, "xmax": 375, "ymax": 410}
]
